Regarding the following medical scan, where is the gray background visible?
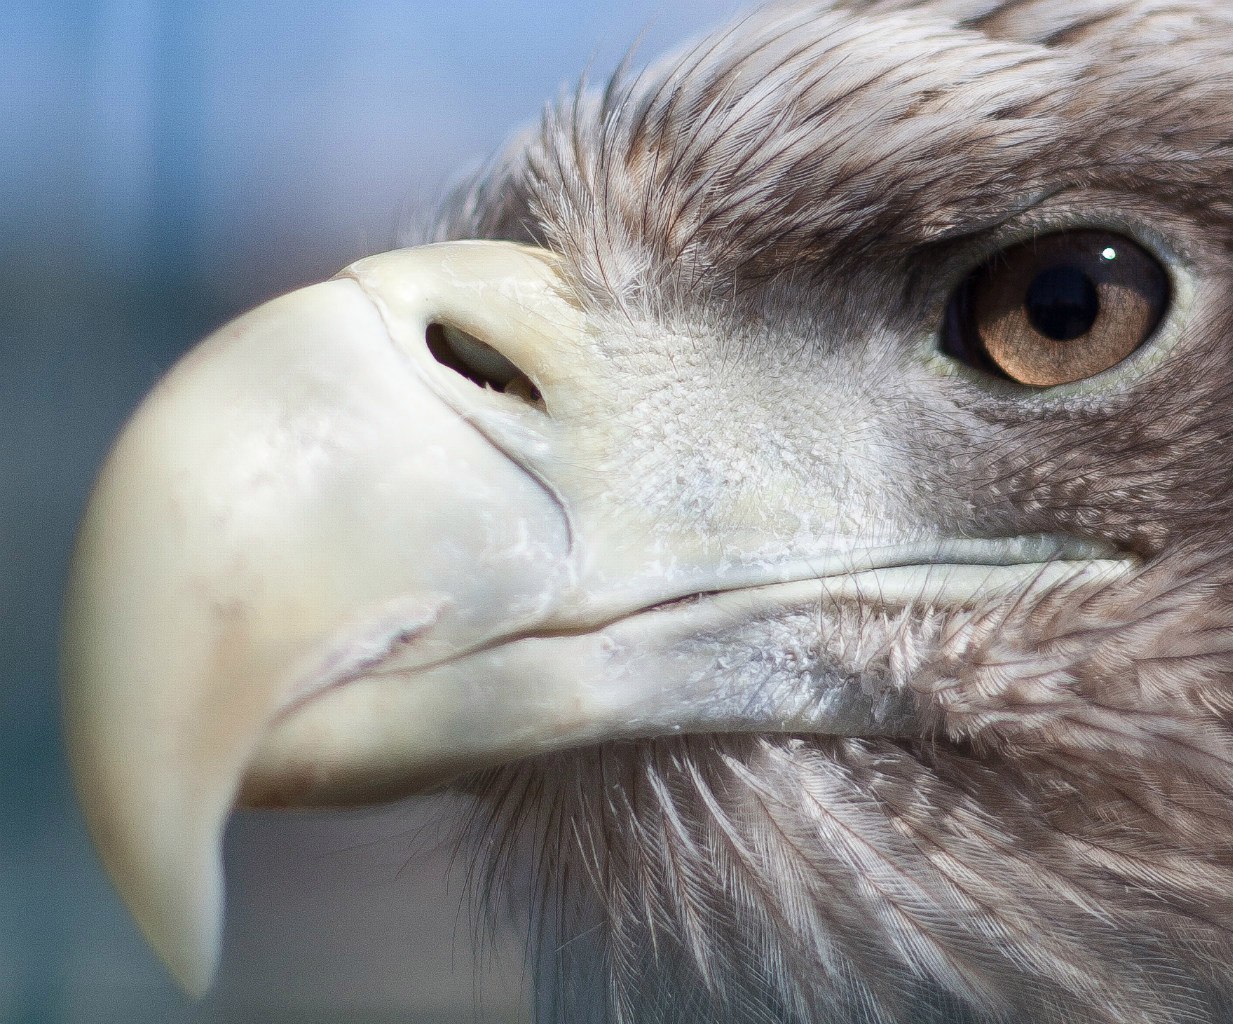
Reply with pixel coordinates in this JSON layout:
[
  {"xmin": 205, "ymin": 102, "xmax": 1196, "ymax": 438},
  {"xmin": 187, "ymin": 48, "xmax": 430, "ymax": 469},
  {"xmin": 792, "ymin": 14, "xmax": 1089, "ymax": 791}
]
[{"xmin": 1, "ymin": 2, "xmax": 741, "ymax": 1021}]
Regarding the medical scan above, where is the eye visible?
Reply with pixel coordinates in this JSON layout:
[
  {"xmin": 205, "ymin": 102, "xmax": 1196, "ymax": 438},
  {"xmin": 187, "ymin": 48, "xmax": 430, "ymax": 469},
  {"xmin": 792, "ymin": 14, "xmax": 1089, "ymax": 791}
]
[{"xmin": 941, "ymin": 230, "xmax": 1170, "ymax": 387}]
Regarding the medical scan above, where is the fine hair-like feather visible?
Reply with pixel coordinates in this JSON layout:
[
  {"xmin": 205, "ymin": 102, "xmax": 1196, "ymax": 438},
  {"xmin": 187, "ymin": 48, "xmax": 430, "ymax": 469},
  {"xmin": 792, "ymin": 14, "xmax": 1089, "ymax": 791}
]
[{"xmin": 421, "ymin": 1, "xmax": 1233, "ymax": 1021}]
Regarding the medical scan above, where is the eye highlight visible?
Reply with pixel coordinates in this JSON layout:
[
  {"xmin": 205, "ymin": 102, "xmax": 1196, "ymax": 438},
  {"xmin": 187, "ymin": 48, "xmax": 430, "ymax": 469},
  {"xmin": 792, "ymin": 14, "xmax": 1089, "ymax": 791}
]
[{"xmin": 941, "ymin": 231, "xmax": 1170, "ymax": 387}]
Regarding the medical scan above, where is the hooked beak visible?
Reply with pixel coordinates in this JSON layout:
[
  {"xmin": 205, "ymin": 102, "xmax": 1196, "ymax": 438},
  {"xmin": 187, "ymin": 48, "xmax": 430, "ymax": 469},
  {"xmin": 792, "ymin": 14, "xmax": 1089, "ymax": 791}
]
[{"xmin": 63, "ymin": 240, "xmax": 1127, "ymax": 997}]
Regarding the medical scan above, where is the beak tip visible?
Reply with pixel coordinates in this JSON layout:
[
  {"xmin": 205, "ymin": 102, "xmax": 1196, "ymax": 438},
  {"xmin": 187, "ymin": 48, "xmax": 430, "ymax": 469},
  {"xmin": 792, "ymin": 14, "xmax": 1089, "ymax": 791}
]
[
  {"xmin": 170, "ymin": 950, "xmax": 218, "ymax": 1001},
  {"xmin": 130, "ymin": 861, "xmax": 224, "ymax": 1001}
]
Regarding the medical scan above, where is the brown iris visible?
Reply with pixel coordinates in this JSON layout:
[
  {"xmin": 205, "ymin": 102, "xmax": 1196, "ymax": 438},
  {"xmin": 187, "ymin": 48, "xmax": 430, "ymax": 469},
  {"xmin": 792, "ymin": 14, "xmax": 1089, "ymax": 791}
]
[{"xmin": 941, "ymin": 231, "xmax": 1170, "ymax": 387}]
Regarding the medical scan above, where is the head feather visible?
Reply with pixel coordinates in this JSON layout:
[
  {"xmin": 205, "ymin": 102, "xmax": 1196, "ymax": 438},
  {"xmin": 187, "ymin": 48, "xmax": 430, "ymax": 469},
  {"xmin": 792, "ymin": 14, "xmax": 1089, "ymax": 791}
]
[{"xmin": 431, "ymin": 2, "xmax": 1233, "ymax": 1021}]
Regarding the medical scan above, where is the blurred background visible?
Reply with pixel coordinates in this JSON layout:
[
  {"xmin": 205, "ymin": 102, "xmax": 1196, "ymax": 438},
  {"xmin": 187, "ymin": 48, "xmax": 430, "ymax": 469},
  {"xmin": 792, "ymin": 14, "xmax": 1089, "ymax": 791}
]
[{"xmin": 0, "ymin": 2, "xmax": 741, "ymax": 1021}]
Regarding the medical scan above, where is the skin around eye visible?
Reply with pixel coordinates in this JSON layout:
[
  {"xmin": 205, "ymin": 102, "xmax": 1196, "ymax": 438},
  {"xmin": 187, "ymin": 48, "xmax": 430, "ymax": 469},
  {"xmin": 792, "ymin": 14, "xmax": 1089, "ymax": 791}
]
[{"xmin": 942, "ymin": 231, "xmax": 1170, "ymax": 387}]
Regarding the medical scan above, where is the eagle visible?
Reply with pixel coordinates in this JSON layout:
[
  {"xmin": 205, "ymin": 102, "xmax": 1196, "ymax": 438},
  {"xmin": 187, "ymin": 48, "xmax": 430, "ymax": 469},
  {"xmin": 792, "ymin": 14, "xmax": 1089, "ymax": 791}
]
[{"xmin": 62, "ymin": 0, "xmax": 1233, "ymax": 1021}]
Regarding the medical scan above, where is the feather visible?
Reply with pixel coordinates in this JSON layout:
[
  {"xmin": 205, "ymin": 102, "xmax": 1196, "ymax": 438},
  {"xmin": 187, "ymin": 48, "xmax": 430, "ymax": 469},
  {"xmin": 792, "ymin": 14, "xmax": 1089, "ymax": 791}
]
[{"xmin": 430, "ymin": 1, "xmax": 1233, "ymax": 1020}]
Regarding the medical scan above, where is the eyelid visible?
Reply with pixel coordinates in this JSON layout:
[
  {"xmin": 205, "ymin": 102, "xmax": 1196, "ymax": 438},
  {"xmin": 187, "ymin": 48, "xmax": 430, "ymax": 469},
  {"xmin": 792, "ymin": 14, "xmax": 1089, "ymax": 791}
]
[{"xmin": 919, "ymin": 199, "xmax": 1193, "ymax": 314}]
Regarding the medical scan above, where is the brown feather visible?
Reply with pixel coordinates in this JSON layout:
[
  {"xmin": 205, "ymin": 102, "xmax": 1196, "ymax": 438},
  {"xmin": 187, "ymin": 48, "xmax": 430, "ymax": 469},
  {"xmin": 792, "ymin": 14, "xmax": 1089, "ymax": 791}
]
[{"xmin": 421, "ymin": 1, "xmax": 1233, "ymax": 1020}]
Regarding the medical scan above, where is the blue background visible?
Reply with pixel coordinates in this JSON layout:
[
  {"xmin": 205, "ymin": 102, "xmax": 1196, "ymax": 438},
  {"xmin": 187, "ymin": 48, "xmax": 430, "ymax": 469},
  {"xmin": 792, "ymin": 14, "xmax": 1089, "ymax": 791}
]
[{"xmin": 1, "ymin": 2, "xmax": 740, "ymax": 1020}]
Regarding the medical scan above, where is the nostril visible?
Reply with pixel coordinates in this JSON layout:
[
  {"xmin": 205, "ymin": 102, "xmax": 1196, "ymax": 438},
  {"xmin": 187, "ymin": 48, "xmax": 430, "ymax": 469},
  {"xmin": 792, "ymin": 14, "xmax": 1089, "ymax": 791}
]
[{"xmin": 425, "ymin": 323, "xmax": 543, "ymax": 407}]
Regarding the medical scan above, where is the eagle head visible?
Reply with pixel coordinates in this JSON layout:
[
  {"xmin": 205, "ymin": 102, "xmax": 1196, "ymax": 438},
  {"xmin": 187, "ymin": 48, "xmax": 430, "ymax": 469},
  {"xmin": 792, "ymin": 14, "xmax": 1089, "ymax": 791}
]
[{"xmin": 63, "ymin": 1, "xmax": 1233, "ymax": 1021}]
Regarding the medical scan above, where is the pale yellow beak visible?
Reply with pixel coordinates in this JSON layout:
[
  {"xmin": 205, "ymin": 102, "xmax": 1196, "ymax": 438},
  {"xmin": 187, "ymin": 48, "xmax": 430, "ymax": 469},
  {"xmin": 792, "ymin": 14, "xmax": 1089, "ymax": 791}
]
[{"xmin": 63, "ymin": 242, "xmax": 585, "ymax": 994}]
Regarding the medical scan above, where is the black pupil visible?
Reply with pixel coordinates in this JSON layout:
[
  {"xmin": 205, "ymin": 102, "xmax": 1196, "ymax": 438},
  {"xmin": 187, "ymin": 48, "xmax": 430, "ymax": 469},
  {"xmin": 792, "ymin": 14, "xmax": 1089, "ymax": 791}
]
[{"xmin": 1025, "ymin": 265, "xmax": 1100, "ymax": 341}]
